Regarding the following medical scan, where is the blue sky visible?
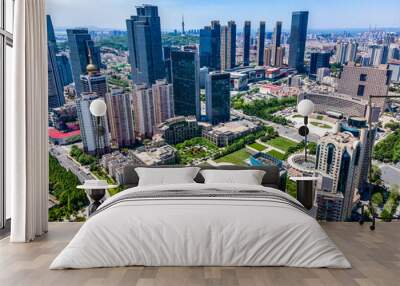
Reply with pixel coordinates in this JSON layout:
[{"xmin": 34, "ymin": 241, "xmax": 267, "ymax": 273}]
[{"xmin": 46, "ymin": 0, "xmax": 400, "ymax": 31}]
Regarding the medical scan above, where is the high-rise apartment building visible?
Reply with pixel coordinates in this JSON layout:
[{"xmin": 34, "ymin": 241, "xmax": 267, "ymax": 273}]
[
  {"xmin": 126, "ymin": 5, "xmax": 165, "ymax": 85},
  {"xmin": 76, "ymin": 92, "xmax": 111, "ymax": 155},
  {"xmin": 220, "ymin": 21, "xmax": 236, "ymax": 70},
  {"xmin": 210, "ymin": 21, "xmax": 221, "ymax": 70},
  {"xmin": 346, "ymin": 42, "xmax": 358, "ymax": 63},
  {"xmin": 132, "ymin": 84, "xmax": 155, "ymax": 139},
  {"xmin": 152, "ymin": 79, "xmax": 175, "ymax": 125},
  {"xmin": 257, "ymin": 21, "xmax": 266, "ymax": 66},
  {"xmin": 315, "ymin": 131, "xmax": 362, "ymax": 221},
  {"xmin": 275, "ymin": 46, "xmax": 285, "ymax": 67},
  {"xmin": 171, "ymin": 50, "xmax": 200, "ymax": 120},
  {"xmin": 271, "ymin": 21, "xmax": 282, "ymax": 67},
  {"xmin": 47, "ymin": 15, "xmax": 65, "ymax": 109},
  {"xmin": 288, "ymin": 11, "xmax": 309, "ymax": 72},
  {"xmin": 199, "ymin": 26, "xmax": 212, "ymax": 68},
  {"xmin": 264, "ymin": 47, "xmax": 272, "ymax": 67},
  {"xmin": 309, "ymin": 52, "xmax": 330, "ymax": 77},
  {"xmin": 67, "ymin": 28, "xmax": 101, "ymax": 95},
  {"xmin": 206, "ymin": 72, "xmax": 231, "ymax": 125},
  {"xmin": 105, "ymin": 88, "xmax": 135, "ymax": 148},
  {"xmin": 336, "ymin": 42, "xmax": 349, "ymax": 65},
  {"xmin": 243, "ymin": 21, "xmax": 251, "ymax": 66}
]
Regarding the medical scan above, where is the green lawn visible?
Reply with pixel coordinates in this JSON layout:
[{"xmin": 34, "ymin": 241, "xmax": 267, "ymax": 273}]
[
  {"xmin": 310, "ymin": 121, "xmax": 331, "ymax": 129},
  {"xmin": 266, "ymin": 136, "xmax": 298, "ymax": 152},
  {"xmin": 267, "ymin": 149, "xmax": 286, "ymax": 160},
  {"xmin": 248, "ymin": 142, "xmax": 266, "ymax": 151},
  {"xmin": 215, "ymin": 149, "xmax": 250, "ymax": 166}
]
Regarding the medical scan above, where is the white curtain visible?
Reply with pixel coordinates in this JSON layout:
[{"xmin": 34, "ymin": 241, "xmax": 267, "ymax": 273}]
[{"xmin": 7, "ymin": 0, "xmax": 48, "ymax": 242}]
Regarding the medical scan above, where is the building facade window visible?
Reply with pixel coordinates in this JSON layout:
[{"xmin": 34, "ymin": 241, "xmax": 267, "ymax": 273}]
[
  {"xmin": 359, "ymin": 74, "xmax": 367, "ymax": 81},
  {"xmin": 357, "ymin": 85, "xmax": 365, "ymax": 96},
  {"xmin": 1, "ymin": 0, "xmax": 14, "ymax": 230}
]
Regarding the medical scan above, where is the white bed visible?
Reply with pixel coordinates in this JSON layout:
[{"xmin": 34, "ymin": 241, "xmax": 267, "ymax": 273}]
[{"xmin": 50, "ymin": 183, "xmax": 351, "ymax": 269}]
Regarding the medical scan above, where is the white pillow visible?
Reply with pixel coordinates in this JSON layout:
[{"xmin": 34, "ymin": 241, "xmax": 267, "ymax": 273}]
[
  {"xmin": 200, "ymin": 169, "xmax": 266, "ymax": 185},
  {"xmin": 135, "ymin": 167, "xmax": 201, "ymax": 186}
]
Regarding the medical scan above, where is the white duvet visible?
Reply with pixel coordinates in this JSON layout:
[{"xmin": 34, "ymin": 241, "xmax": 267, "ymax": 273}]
[{"xmin": 50, "ymin": 183, "xmax": 351, "ymax": 269}]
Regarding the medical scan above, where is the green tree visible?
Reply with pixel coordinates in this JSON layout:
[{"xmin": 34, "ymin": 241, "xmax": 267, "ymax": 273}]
[
  {"xmin": 371, "ymin": 192, "xmax": 384, "ymax": 206},
  {"xmin": 370, "ymin": 165, "xmax": 383, "ymax": 186}
]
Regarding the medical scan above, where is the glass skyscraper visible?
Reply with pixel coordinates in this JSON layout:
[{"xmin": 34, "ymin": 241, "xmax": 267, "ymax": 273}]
[
  {"xmin": 46, "ymin": 15, "xmax": 65, "ymax": 109},
  {"xmin": 220, "ymin": 21, "xmax": 236, "ymax": 70},
  {"xmin": 199, "ymin": 26, "xmax": 212, "ymax": 68},
  {"xmin": 210, "ymin": 21, "xmax": 221, "ymax": 71},
  {"xmin": 257, "ymin": 21, "xmax": 266, "ymax": 66},
  {"xmin": 206, "ymin": 72, "xmax": 231, "ymax": 125},
  {"xmin": 309, "ymin": 52, "xmax": 330, "ymax": 77},
  {"xmin": 56, "ymin": 53, "xmax": 73, "ymax": 87},
  {"xmin": 288, "ymin": 11, "xmax": 309, "ymax": 73},
  {"xmin": 171, "ymin": 50, "xmax": 200, "ymax": 120},
  {"xmin": 243, "ymin": 21, "xmax": 251, "ymax": 66},
  {"xmin": 67, "ymin": 28, "xmax": 101, "ymax": 95},
  {"xmin": 271, "ymin": 21, "xmax": 282, "ymax": 67},
  {"xmin": 126, "ymin": 5, "xmax": 165, "ymax": 85}
]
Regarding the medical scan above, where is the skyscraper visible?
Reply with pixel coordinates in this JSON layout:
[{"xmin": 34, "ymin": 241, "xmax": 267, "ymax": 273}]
[
  {"xmin": 315, "ymin": 131, "xmax": 363, "ymax": 221},
  {"xmin": 264, "ymin": 47, "xmax": 272, "ymax": 67},
  {"xmin": 56, "ymin": 53, "xmax": 73, "ymax": 86},
  {"xmin": 243, "ymin": 21, "xmax": 251, "ymax": 66},
  {"xmin": 47, "ymin": 15, "xmax": 65, "ymax": 109},
  {"xmin": 309, "ymin": 52, "xmax": 330, "ymax": 77},
  {"xmin": 210, "ymin": 21, "xmax": 221, "ymax": 70},
  {"xmin": 220, "ymin": 21, "xmax": 236, "ymax": 70},
  {"xmin": 105, "ymin": 88, "xmax": 135, "ymax": 148},
  {"xmin": 199, "ymin": 26, "xmax": 212, "ymax": 67},
  {"xmin": 76, "ymin": 92, "xmax": 111, "ymax": 155},
  {"xmin": 80, "ymin": 58, "xmax": 108, "ymax": 98},
  {"xmin": 171, "ymin": 50, "xmax": 200, "ymax": 120},
  {"xmin": 257, "ymin": 21, "xmax": 266, "ymax": 66},
  {"xmin": 275, "ymin": 46, "xmax": 285, "ymax": 67},
  {"xmin": 336, "ymin": 42, "xmax": 349, "ymax": 65},
  {"xmin": 271, "ymin": 21, "xmax": 282, "ymax": 67},
  {"xmin": 132, "ymin": 84, "xmax": 155, "ymax": 139},
  {"xmin": 288, "ymin": 11, "xmax": 309, "ymax": 72},
  {"xmin": 163, "ymin": 46, "xmax": 179, "ymax": 83},
  {"xmin": 346, "ymin": 41, "xmax": 358, "ymax": 63},
  {"xmin": 206, "ymin": 72, "xmax": 231, "ymax": 125},
  {"xmin": 152, "ymin": 79, "xmax": 175, "ymax": 125},
  {"xmin": 67, "ymin": 28, "xmax": 101, "ymax": 95},
  {"xmin": 126, "ymin": 5, "xmax": 165, "ymax": 85}
]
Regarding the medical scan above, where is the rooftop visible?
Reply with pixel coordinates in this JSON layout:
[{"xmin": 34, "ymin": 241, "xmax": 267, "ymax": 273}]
[
  {"xmin": 1, "ymin": 222, "xmax": 399, "ymax": 286},
  {"xmin": 205, "ymin": 120, "xmax": 259, "ymax": 136}
]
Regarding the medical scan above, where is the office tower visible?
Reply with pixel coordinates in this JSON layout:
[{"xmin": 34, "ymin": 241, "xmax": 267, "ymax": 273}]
[
  {"xmin": 264, "ymin": 47, "xmax": 272, "ymax": 67},
  {"xmin": 256, "ymin": 21, "xmax": 266, "ymax": 66},
  {"xmin": 56, "ymin": 53, "xmax": 73, "ymax": 86},
  {"xmin": 220, "ymin": 21, "xmax": 236, "ymax": 70},
  {"xmin": 288, "ymin": 11, "xmax": 309, "ymax": 72},
  {"xmin": 171, "ymin": 50, "xmax": 200, "ymax": 120},
  {"xmin": 132, "ymin": 84, "xmax": 155, "ymax": 139},
  {"xmin": 80, "ymin": 58, "xmax": 108, "ymax": 98},
  {"xmin": 309, "ymin": 52, "xmax": 330, "ymax": 77},
  {"xmin": 105, "ymin": 88, "xmax": 135, "ymax": 148},
  {"xmin": 47, "ymin": 15, "xmax": 65, "ymax": 109},
  {"xmin": 346, "ymin": 42, "xmax": 358, "ymax": 63},
  {"xmin": 210, "ymin": 21, "xmax": 221, "ymax": 70},
  {"xmin": 275, "ymin": 46, "xmax": 285, "ymax": 67},
  {"xmin": 206, "ymin": 72, "xmax": 231, "ymax": 125},
  {"xmin": 335, "ymin": 42, "xmax": 349, "ymax": 65},
  {"xmin": 315, "ymin": 131, "xmax": 362, "ymax": 221},
  {"xmin": 199, "ymin": 67, "xmax": 209, "ymax": 89},
  {"xmin": 199, "ymin": 26, "xmax": 212, "ymax": 67},
  {"xmin": 157, "ymin": 116, "xmax": 203, "ymax": 145},
  {"xmin": 337, "ymin": 64, "xmax": 390, "ymax": 106},
  {"xmin": 126, "ymin": 5, "xmax": 165, "ymax": 85},
  {"xmin": 67, "ymin": 28, "xmax": 101, "ymax": 95},
  {"xmin": 243, "ymin": 21, "xmax": 251, "ymax": 66},
  {"xmin": 271, "ymin": 21, "xmax": 282, "ymax": 67},
  {"xmin": 163, "ymin": 46, "xmax": 179, "ymax": 83},
  {"xmin": 76, "ymin": 92, "xmax": 111, "ymax": 155},
  {"xmin": 152, "ymin": 79, "xmax": 175, "ymax": 125}
]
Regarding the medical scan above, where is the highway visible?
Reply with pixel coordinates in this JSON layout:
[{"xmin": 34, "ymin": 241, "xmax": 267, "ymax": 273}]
[{"xmin": 49, "ymin": 144, "xmax": 94, "ymax": 183}]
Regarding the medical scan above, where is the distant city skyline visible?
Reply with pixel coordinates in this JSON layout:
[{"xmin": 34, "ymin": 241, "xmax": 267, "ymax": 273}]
[{"xmin": 47, "ymin": 0, "xmax": 400, "ymax": 31}]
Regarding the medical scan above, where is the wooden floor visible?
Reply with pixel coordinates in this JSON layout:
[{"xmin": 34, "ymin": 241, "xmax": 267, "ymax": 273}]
[{"xmin": 0, "ymin": 222, "xmax": 399, "ymax": 286}]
